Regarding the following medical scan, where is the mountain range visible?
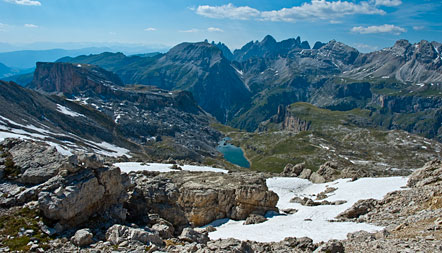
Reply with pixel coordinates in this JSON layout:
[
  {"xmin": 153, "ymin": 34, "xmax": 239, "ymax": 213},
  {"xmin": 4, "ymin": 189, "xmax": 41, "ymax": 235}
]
[
  {"xmin": 0, "ymin": 35, "xmax": 440, "ymax": 170},
  {"xmin": 53, "ymin": 35, "xmax": 442, "ymax": 141}
]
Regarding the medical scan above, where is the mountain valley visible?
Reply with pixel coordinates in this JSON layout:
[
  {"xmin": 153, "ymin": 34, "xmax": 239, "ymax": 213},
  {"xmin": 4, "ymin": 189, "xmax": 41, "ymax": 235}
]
[{"xmin": 0, "ymin": 34, "xmax": 441, "ymax": 252}]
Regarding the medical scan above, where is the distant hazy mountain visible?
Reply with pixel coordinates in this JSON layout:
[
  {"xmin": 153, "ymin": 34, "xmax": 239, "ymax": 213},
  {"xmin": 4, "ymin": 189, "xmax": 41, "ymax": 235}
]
[
  {"xmin": 0, "ymin": 62, "xmax": 34, "ymax": 80},
  {"xmin": 0, "ymin": 47, "xmax": 115, "ymax": 69},
  {"xmin": 0, "ymin": 62, "xmax": 15, "ymax": 78}
]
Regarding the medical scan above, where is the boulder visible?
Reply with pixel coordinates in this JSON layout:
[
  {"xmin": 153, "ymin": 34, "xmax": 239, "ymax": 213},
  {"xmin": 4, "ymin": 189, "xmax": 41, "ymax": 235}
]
[
  {"xmin": 407, "ymin": 159, "xmax": 442, "ymax": 187},
  {"xmin": 337, "ymin": 199, "xmax": 377, "ymax": 219},
  {"xmin": 126, "ymin": 171, "xmax": 278, "ymax": 230},
  {"xmin": 206, "ymin": 238, "xmax": 253, "ymax": 252},
  {"xmin": 314, "ymin": 240, "xmax": 344, "ymax": 253},
  {"xmin": 105, "ymin": 224, "xmax": 163, "ymax": 246},
  {"xmin": 309, "ymin": 172, "xmax": 326, "ymax": 184},
  {"xmin": 298, "ymin": 168, "xmax": 312, "ymax": 179},
  {"xmin": 38, "ymin": 166, "xmax": 127, "ymax": 227},
  {"xmin": 178, "ymin": 228, "xmax": 209, "ymax": 244},
  {"xmin": 281, "ymin": 163, "xmax": 305, "ymax": 177},
  {"xmin": 71, "ymin": 229, "xmax": 93, "ymax": 247},
  {"xmin": 244, "ymin": 214, "xmax": 267, "ymax": 225},
  {"xmin": 151, "ymin": 223, "xmax": 174, "ymax": 239},
  {"xmin": 2, "ymin": 139, "xmax": 75, "ymax": 185},
  {"xmin": 77, "ymin": 152, "xmax": 104, "ymax": 170}
]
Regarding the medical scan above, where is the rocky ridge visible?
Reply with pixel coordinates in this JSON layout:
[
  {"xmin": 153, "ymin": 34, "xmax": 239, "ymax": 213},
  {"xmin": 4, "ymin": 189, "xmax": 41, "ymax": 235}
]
[{"xmin": 0, "ymin": 61, "xmax": 224, "ymax": 161}]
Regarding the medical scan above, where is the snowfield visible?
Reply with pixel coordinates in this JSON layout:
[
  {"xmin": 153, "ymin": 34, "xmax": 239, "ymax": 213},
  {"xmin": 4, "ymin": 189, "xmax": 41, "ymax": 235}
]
[
  {"xmin": 114, "ymin": 162, "xmax": 229, "ymax": 174},
  {"xmin": 207, "ymin": 176, "xmax": 408, "ymax": 243},
  {"xmin": 0, "ymin": 115, "xmax": 131, "ymax": 158},
  {"xmin": 56, "ymin": 104, "xmax": 85, "ymax": 117}
]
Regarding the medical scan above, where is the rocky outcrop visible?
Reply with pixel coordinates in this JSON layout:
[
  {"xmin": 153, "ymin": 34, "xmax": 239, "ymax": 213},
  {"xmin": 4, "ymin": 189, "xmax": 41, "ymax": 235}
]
[
  {"xmin": 1, "ymin": 139, "xmax": 75, "ymax": 185},
  {"xmin": 244, "ymin": 214, "xmax": 267, "ymax": 225},
  {"xmin": 105, "ymin": 224, "xmax": 163, "ymax": 246},
  {"xmin": 29, "ymin": 62, "xmax": 123, "ymax": 96},
  {"xmin": 281, "ymin": 163, "xmax": 305, "ymax": 177},
  {"xmin": 283, "ymin": 161, "xmax": 343, "ymax": 183},
  {"xmin": 167, "ymin": 237, "xmax": 318, "ymax": 252},
  {"xmin": 178, "ymin": 228, "xmax": 209, "ymax": 244},
  {"xmin": 262, "ymin": 104, "xmax": 311, "ymax": 132},
  {"xmin": 309, "ymin": 161, "xmax": 339, "ymax": 183},
  {"xmin": 70, "ymin": 229, "xmax": 93, "ymax": 247},
  {"xmin": 337, "ymin": 199, "xmax": 377, "ymax": 219},
  {"xmin": 407, "ymin": 159, "xmax": 442, "ymax": 187},
  {"xmin": 38, "ymin": 165, "xmax": 127, "ymax": 228},
  {"xmin": 125, "ymin": 171, "xmax": 279, "ymax": 230}
]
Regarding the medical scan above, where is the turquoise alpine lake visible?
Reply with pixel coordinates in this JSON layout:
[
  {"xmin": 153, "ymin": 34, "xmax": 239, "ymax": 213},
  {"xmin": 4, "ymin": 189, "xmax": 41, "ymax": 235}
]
[{"xmin": 216, "ymin": 137, "xmax": 250, "ymax": 168}]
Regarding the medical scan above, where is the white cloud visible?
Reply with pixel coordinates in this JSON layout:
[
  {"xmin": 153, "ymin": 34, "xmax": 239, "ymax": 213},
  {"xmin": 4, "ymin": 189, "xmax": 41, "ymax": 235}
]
[
  {"xmin": 4, "ymin": 0, "xmax": 41, "ymax": 6},
  {"xmin": 24, "ymin": 23, "xmax": 38, "ymax": 28},
  {"xmin": 353, "ymin": 43, "xmax": 379, "ymax": 52},
  {"xmin": 207, "ymin": 27, "xmax": 223, "ymax": 32},
  {"xmin": 412, "ymin": 25, "xmax": 425, "ymax": 31},
  {"xmin": 144, "ymin": 27, "xmax": 156, "ymax": 31},
  {"xmin": 351, "ymin": 24, "xmax": 406, "ymax": 35},
  {"xmin": 179, "ymin": 28, "xmax": 199, "ymax": 33},
  {"xmin": 195, "ymin": 1, "xmax": 386, "ymax": 22},
  {"xmin": 196, "ymin": 3, "xmax": 260, "ymax": 20},
  {"xmin": 373, "ymin": 0, "xmax": 402, "ymax": 7}
]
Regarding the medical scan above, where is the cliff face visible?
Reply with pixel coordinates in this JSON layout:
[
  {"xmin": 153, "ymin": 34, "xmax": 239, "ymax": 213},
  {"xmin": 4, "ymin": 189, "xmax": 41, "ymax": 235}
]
[
  {"xmin": 29, "ymin": 62, "xmax": 123, "ymax": 96},
  {"xmin": 261, "ymin": 104, "xmax": 311, "ymax": 132}
]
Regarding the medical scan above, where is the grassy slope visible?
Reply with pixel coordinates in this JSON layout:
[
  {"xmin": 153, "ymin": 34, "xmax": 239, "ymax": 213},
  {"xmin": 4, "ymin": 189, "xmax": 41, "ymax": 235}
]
[{"xmin": 215, "ymin": 103, "xmax": 441, "ymax": 173}]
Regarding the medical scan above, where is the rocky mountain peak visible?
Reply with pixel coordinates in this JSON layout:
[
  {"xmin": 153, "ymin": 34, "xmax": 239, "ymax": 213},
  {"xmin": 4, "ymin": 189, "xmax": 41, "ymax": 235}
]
[
  {"xmin": 165, "ymin": 42, "xmax": 223, "ymax": 64},
  {"xmin": 393, "ymin": 39, "xmax": 411, "ymax": 49},
  {"xmin": 319, "ymin": 40, "xmax": 360, "ymax": 65},
  {"xmin": 414, "ymin": 40, "xmax": 439, "ymax": 64},
  {"xmin": 233, "ymin": 34, "xmax": 310, "ymax": 61},
  {"xmin": 211, "ymin": 41, "xmax": 233, "ymax": 60},
  {"xmin": 260, "ymin": 35, "xmax": 277, "ymax": 45},
  {"xmin": 313, "ymin": 41, "xmax": 326, "ymax": 50}
]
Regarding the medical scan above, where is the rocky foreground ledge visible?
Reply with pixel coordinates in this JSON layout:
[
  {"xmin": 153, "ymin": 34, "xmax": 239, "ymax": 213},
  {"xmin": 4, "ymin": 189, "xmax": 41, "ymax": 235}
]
[{"xmin": 0, "ymin": 138, "xmax": 441, "ymax": 252}]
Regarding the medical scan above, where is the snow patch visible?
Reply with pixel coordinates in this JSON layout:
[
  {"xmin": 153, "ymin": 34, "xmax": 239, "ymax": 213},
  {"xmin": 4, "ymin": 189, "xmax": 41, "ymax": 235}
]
[
  {"xmin": 208, "ymin": 176, "xmax": 408, "ymax": 243},
  {"xmin": 232, "ymin": 66, "xmax": 243, "ymax": 76},
  {"xmin": 94, "ymin": 142, "xmax": 132, "ymax": 158},
  {"xmin": 56, "ymin": 104, "xmax": 84, "ymax": 117},
  {"xmin": 319, "ymin": 144, "xmax": 330, "ymax": 150},
  {"xmin": 114, "ymin": 162, "xmax": 228, "ymax": 174}
]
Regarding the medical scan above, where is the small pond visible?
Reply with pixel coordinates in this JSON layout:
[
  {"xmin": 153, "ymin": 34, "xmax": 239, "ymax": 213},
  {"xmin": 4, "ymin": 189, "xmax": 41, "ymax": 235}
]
[{"xmin": 216, "ymin": 137, "xmax": 250, "ymax": 168}]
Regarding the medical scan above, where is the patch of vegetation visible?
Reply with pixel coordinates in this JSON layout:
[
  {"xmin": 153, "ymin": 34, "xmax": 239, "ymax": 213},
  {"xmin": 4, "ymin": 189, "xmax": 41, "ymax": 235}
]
[
  {"xmin": 164, "ymin": 239, "xmax": 184, "ymax": 247},
  {"xmin": 210, "ymin": 122, "xmax": 240, "ymax": 134},
  {"xmin": 0, "ymin": 208, "xmax": 52, "ymax": 252},
  {"xmin": 4, "ymin": 156, "xmax": 20, "ymax": 178}
]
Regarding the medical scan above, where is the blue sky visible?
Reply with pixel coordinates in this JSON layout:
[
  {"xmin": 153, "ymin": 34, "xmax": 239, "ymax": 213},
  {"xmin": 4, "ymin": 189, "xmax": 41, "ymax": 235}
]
[{"xmin": 0, "ymin": 0, "xmax": 441, "ymax": 52}]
